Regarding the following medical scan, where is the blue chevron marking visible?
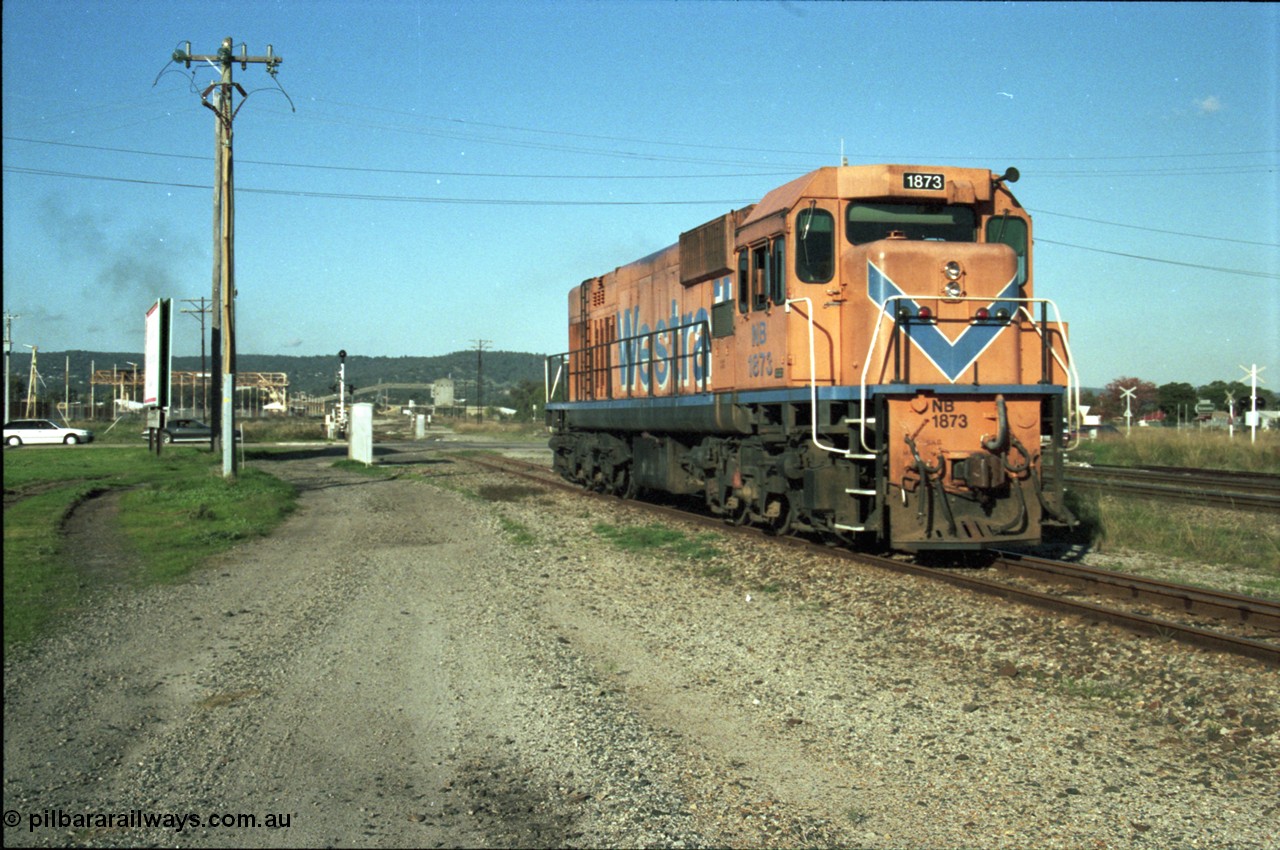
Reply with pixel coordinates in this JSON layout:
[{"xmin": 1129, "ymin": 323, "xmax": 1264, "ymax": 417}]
[{"xmin": 868, "ymin": 261, "xmax": 1021, "ymax": 383}]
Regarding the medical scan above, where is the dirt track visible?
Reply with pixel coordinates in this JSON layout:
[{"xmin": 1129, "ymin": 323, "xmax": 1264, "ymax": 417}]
[{"xmin": 3, "ymin": 443, "xmax": 1278, "ymax": 848}]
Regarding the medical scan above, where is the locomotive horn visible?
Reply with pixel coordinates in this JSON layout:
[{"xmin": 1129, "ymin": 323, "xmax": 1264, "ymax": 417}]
[{"xmin": 994, "ymin": 166, "xmax": 1020, "ymax": 186}]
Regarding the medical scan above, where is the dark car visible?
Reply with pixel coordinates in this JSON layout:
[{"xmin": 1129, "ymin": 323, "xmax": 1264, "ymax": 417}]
[{"xmin": 143, "ymin": 418, "xmax": 215, "ymax": 444}]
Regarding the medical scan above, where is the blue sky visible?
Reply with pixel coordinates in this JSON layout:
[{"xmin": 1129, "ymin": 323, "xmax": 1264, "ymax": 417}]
[{"xmin": 3, "ymin": 0, "xmax": 1276, "ymax": 389}]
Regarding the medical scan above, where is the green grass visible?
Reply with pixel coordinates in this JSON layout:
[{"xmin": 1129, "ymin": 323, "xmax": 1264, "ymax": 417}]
[
  {"xmin": 3, "ymin": 446, "xmax": 296, "ymax": 648},
  {"xmin": 1055, "ymin": 488, "xmax": 1280, "ymax": 598},
  {"xmin": 593, "ymin": 522, "xmax": 724, "ymax": 564},
  {"xmin": 497, "ymin": 515, "xmax": 538, "ymax": 546},
  {"xmin": 58, "ymin": 416, "xmax": 329, "ymax": 446},
  {"xmin": 1070, "ymin": 427, "xmax": 1280, "ymax": 473}
]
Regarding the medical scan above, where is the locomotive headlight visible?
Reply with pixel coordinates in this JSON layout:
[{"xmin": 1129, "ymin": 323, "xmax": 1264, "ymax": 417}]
[
  {"xmin": 944, "ymin": 281, "xmax": 962, "ymax": 299},
  {"xmin": 944, "ymin": 261, "xmax": 962, "ymax": 280}
]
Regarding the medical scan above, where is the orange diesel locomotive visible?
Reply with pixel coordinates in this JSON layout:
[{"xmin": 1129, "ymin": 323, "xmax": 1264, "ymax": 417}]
[{"xmin": 547, "ymin": 164, "xmax": 1078, "ymax": 551}]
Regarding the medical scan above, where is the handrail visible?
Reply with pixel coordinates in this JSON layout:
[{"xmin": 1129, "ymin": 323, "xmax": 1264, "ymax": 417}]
[
  {"xmin": 857, "ymin": 294, "xmax": 1080, "ymax": 454},
  {"xmin": 784, "ymin": 296, "xmax": 848, "ymax": 456},
  {"xmin": 544, "ymin": 356, "xmax": 566, "ymax": 406}
]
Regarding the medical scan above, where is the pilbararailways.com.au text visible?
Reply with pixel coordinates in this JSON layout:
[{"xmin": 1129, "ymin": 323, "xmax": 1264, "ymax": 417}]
[{"xmin": 7, "ymin": 808, "xmax": 293, "ymax": 833}]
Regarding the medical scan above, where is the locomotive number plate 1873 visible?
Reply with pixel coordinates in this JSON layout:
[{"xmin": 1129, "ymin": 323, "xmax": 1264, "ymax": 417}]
[{"xmin": 902, "ymin": 172, "xmax": 945, "ymax": 190}]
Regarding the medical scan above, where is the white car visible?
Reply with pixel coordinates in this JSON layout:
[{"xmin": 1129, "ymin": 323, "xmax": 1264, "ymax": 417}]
[{"xmin": 4, "ymin": 419, "xmax": 95, "ymax": 447}]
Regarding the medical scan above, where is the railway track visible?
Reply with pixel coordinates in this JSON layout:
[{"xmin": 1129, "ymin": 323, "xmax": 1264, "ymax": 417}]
[
  {"xmin": 462, "ymin": 453, "xmax": 1280, "ymax": 667},
  {"xmin": 1064, "ymin": 464, "xmax": 1280, "ymax": 513}
]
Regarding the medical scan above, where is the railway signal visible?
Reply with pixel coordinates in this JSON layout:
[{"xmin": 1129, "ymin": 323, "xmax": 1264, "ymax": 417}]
[
  {"xmin": 1240, "ymin": 364, "xmax": 1266, "ymax": 444},
  {"xmin": 1120, "ymin": 385, "xmax": 1137, "ymax": 436}
]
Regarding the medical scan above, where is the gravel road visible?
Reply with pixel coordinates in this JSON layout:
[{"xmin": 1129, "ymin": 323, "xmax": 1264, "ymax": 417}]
[{"xmin": 3, "ymin": 442, "xmax": 1278, "ymax": 848}]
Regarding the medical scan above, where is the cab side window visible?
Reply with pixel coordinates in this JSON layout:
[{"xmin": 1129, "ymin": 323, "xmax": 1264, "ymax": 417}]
[
  {"xmin": 751, "ymin": 244, "xmax": 769, "ymax": 310},
  {"xmin": 769, "ymin": 236, "xmax": 786, "ymax": 305},
  {"xmin": 795, "ymin": 207, "xmax": 834, "ymax": 283},
  {"xmin": 985, "ymin": 216, "xmax": 1028, "ymax": 286}
]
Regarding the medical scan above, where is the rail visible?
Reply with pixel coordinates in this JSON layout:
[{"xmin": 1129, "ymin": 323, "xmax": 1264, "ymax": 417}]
[
  {"xmin": 1065, "ymin": 465, "xmax": 1280, "ymax": 513},
  {"xmin": 466, "ymin": 453, "xmax": 1279, "ymax": 667}
]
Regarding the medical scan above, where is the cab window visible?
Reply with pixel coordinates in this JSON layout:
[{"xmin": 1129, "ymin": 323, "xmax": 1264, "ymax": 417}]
[
  {"xmin": 985, "ymin": 215, "xmax": 1028, "ymax": 285},
  {"xmin": 846, "ymin": 203, "xmax": 976, "ymax": 245},
  {"xmin": 751, "ymin": 244, "xmax": 769, "ymax": 310},
  {"xmin": 795, "ymin": 207, "xmax": 834, "ymax": 283},
  {"xmin": 769, "ymin": 236, "xmax": 786, "ymax": 305}
]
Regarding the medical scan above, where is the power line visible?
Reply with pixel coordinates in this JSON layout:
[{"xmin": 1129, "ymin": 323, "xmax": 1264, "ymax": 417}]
[
  {"xmin": 307, "ymin": 98, "xmax": 1280, "ymax": 164},
  {"xmin": 6, "ymin": 165, "xmax": 1276, "ymax": 278},
  {"xmin": 9, "ymin": 134, "xmax": 1277, "ymax": 182},
  {"xmin": 1028, "ymin": 208, "xmax": 1279, "ymax": 247},
  {"xmin": 1035, "ymin": 238, "xmax": 1280, "ymax": 279},
  {"xmin": 1, "ymin": 166, "xmax": 756, "ymax": 206},
  {"xmin": 2, "ymin": 135, "xmax": 797, "ymax": 180}
]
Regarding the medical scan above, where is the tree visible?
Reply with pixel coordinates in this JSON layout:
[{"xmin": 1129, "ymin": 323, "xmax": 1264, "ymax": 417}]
[
  {"xmin": 1157, "ymin": 382, "xmax": 1197, "ymax": 422},
  {"xmin": 503, "ymin": 379, "xmax": 544, "ymax": 421},
  {"xmin": 1098, "ymin": 377, "xmax": 1157, "ymax": 421},
  {"xmin": 1196, "ymin": 380, "xmax": 1266, "ymax": 415}
]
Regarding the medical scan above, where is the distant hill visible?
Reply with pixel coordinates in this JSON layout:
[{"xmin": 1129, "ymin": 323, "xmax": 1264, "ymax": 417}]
[{"xmin": 9, "ymin": 349, "xmax": 548, "ymax": 402}]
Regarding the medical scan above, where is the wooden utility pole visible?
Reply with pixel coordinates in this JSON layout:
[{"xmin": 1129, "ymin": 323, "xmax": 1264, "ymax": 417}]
[
  {"xmin": 180, "ymin": 297, "xmax": 212, "ymax": 418},
  {"xmin": 171, "ymin": 38, "xmax": 282, "ymax": 476}
]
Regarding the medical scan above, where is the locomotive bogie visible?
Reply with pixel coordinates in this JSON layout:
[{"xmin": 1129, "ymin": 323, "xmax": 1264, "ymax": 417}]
[{"xmin": 547, "ymin": 163, "xmax": 1078, "ymax": 552}]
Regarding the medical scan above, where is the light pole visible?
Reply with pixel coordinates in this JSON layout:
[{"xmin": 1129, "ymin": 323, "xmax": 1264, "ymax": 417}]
[
  {"xmin": 23, "ymin": 344, "xmax": 37, "ymax": 417},
  {"xmin": 126, "ymin": 362, "xmax": 138, "ymax": 404}
]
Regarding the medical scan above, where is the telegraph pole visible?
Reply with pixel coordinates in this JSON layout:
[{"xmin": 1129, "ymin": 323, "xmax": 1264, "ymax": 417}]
[
  {"xmin": 3, "ymin": 312, "xmax": 17, "ymax": 422},
  {"xmin": 472, "ymin": 339, "xmax": 491, "ymax": 422},
  {"xmin": 181, "ymin": 297, "xmax": 212, "ymax": 419},
  {"xmin": 171, "ymin": 38, "xmax": 283, "ymax": 476}
]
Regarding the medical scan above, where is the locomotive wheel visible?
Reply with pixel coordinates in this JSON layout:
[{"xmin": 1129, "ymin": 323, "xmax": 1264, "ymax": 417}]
[
  {"xmin": 763, "ymin": 496, "xmax": 795, "ymax": 536},
  {"xmin": 613, "ymin": 466, "xmax": 637, "ymax": 499}
]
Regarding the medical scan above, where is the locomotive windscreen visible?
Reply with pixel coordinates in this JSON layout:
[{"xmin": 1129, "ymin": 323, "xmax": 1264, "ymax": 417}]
[{"xmin": 845, "ymin": 203, "xmax": 976, "ymax": 244}]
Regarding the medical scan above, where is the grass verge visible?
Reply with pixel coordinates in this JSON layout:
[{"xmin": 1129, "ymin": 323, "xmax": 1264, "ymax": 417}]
[
  {"xmin": 1053, "ymin": 488, "xmax": 1280, "ymax": 598},
  {"xmin": 593, "ymin": 522, "xmax": 725, "ymax": 577},
  {"xmin": 3, "ymin": 446, "xmax": 296, "ymax": 648},
  {"xmin": 1069, "ymin": 428, "xmax": 1280, "ymax": 473}
]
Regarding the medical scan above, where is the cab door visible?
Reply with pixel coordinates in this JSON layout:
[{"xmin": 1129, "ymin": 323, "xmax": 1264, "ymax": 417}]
[
  {"xmin": 735, "ymin": 235, "xmax": 789, "ymax": 390},
  {"xmin": 785, "ymin": 201, "xmax": 841, "ymax": 388}
]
